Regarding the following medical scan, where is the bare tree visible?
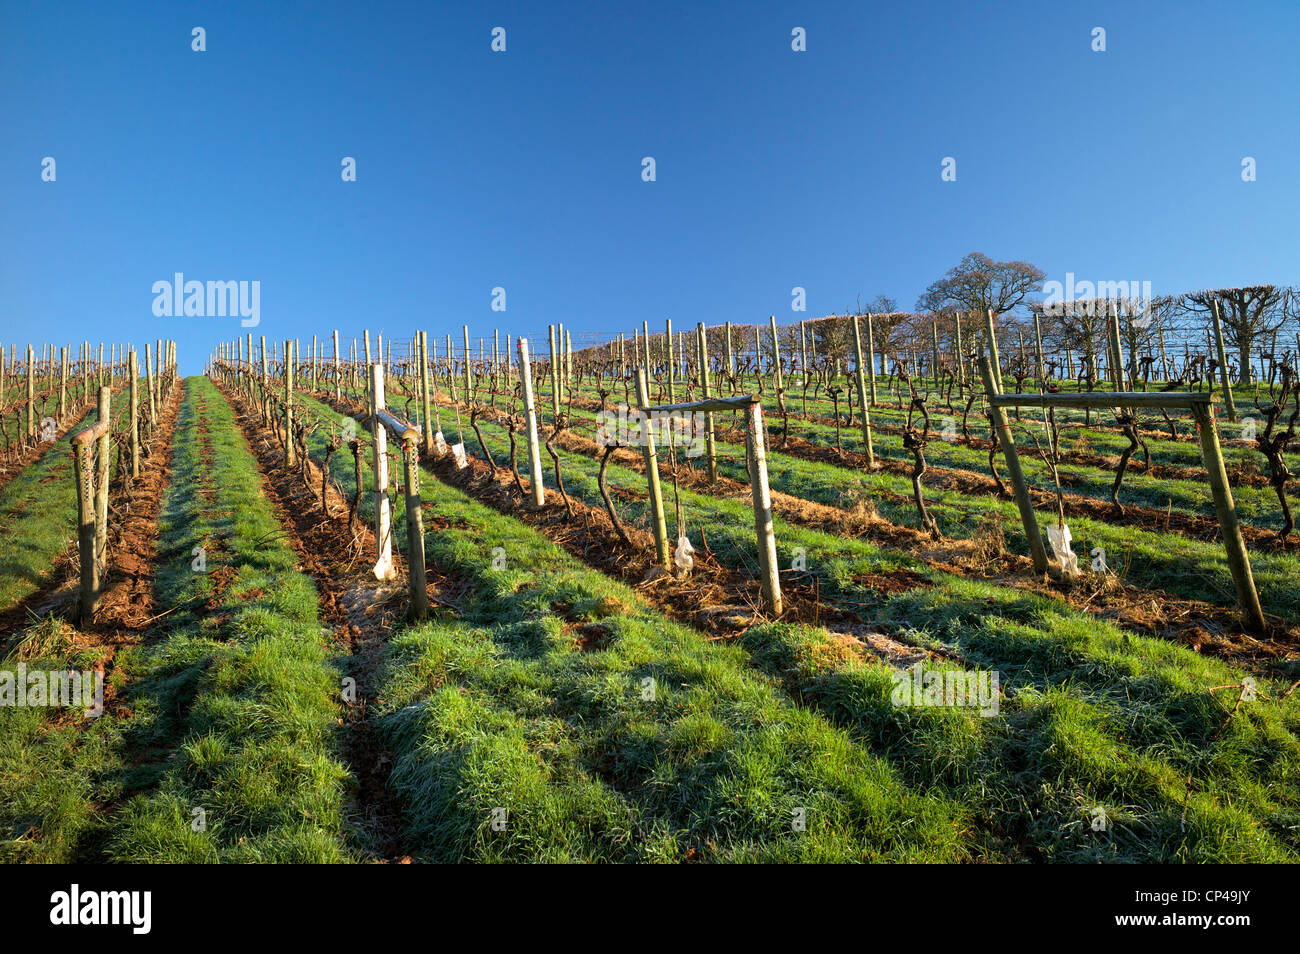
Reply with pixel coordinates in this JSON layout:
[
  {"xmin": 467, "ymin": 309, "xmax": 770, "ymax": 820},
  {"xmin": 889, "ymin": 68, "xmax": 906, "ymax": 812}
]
[
  {"xmin": 917, "ymin": 252, "xmax": 1045, "ymax": 316},
  {"xmin": 1183, "ymin": 286, "xmax": 1287, "ymax": 386}
]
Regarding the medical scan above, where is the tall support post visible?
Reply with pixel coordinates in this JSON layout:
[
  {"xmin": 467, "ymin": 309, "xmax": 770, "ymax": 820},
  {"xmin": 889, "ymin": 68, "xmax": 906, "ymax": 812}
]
[
  {"xmin": 635, "ymin": 368, "xmax": 670, "ymax": 568},
  {"xmin": 954, "ymin": 311, "xmax": 966, "ymax": 395},
  {"xmin": 146, "ymin": 343, "xmax": 158, "ymax": 425},
  {"xmin": 333, "ymin": 330, "xmax": 341, "ymax": 401},
  {"xmin": 642, "ymin": 320, "xmax": 652, "ymax": 377},
  {"xmin": 769, "ymin": 315, "xmax": 786, "ymax": 417},
  {"xmin": 548, "ymin": 325, "xmax": 561, "ymax": 425},
  {"xmin": 978, "ymin": 356, "xmax": 1047, "ymax": 573},
  {"xmin": 26, "ymin": 344, "xmax": 35, "ymax": 439},
  {"xmin": 665, "ymin": 318, "xmax": 675, "ymax": 403},
  {"xmin": 463, "ymin": 324, "xmax": 473, "ymax": 405},
  {"xmin": 564, "ymin": 328, "xmax": 573, "ymax": 393},
  {"xmin": 72, "ymin": 434, "xmax": 98, "ymax": 622},
  {"xmin": 400, "ymin": 431, "xmax": 428, "ymax": 620},
  {"xmin": 1033, "ymin": 311, "xmax": 1045, "ymax": 387},
  {"xmin": 1191, "ymin": 401, "xmax": 1265, "ymax": 631},
  {"xmin": 931, "ymin": 320, "xmax": 941, "ymax": 387},
  {"xmin": 983, "ymin": 309, "xmax": 1003, "ymax": 387},
  {"xmin": 850, "ymin": 315, "xmax": 876, "ymax": 465},
  {"xmin": 93, "ymin": 386, "xmax": 111, "ymax": 573},
  {"xmin": 284, "ymin": 339, "xmax": 295, "ymax": 467},
  {"xmin": 725, "ymin": 321, "xmax": 736, "ymax": 379},
  {"xmin": 744, "ymin": 398, "xmax": 783, "ymax": 616},
  {"xmin": 418, "ymin": 330, "xmax": 434, "ymax": 456},
  {"xmin": 517, "ymin": 338, "xmax": 546, "ymax": 507},
  {"xmin": 59, "ymin": 347, "xmax": 68, "ymax": 423},
  {"xmin": 1211, "ymin": 299, "xmax": 1237, "ymax": 422},
  {"xmin": 798, "ymin": 320, "xmax": 809, "ymax": 413},
  {"xmin": 129, "ymin": 351, "xmax": 140, "ymax": 478},
  {"xmin": 862, "ymin": 313, "xmax": 878, "ymax": 406},
  {"xmin": 369, "ymin": 363, "xmax": 395, "ymax": 580},
  {"xmin": 1107, "ymin": 300, "xmax": 1125, "ymax": 393},
  {"xmin": 696, "ymin": 322, "xmax": 718, "ymax": 482}
]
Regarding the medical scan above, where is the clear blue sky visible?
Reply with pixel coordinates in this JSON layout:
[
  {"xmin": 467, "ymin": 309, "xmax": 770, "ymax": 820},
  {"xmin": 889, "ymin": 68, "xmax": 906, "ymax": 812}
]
[{"xmin": 3, "ymin": 0, "xmax": 1297, "ymax": 374}]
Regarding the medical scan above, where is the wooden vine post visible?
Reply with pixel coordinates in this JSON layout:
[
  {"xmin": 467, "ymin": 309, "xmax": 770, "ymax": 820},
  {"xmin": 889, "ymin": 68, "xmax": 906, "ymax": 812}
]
[
  {"xmin": 635, "ymin": 367, "xmax": 670, "ymax": 568},
  {"xmin": 548, "ymin": 325, "xmax": 561, "ymax": 424},
  {"xmin": 1107, "ymin": 301, "xmax": 1125, "ymax": 394},
  {"xmin": 985, "ymin": 378, "xmax": 1265, "ymax": 631},
  {"xmin": 978, "ymin": 355, "xmax": 1048, "ymax": 574},
  {"xmin": 850, "ymin": 314, "xmax": 876, "ymax": 465},
  {"xmin": 954, "ymin": 311, "xmax": 966, "ymax": 393},
  {"xmin": 983, "ymin": 309, "xmax": 1003, "ymax": 386},
  {"xmin": 1190, "ymin": 401, "xmax": 1265, "ymax": 631},
  {"xmin": 129, "ymin": 350, "xmax": 140, "ymax": 478},
  {"xmin": 665, "ymin": 318, "xmax": 675, "ymax": 403},
  {"xmin": 865, "ymin": 314, "xmax": 878, "ymax": 405},
  {"xmin": 696, "ymin": 322, "xmax": 718, "ymax": 482},
  {"xmin": 769, "ymin": 315, "xmax": 787, "ymax": 419},
  {"xmin": 639, "ymin": 389, "xmax": 783, "ymax": 616},
  {"xmin": 375, "ymin": 404, "xmax": 427, "ymax": 620},
  {"xmin": 71, "ymin": 401, "xmax": 110, "ymax": 623},
  {"xmin": 26, "ymin": 344, "xmax": 35, "ymax": 440},
  {"xmin": 516, "ymin": 338, "xmax": 546, "ymax": 507},
  {"xmin": 369, "ymin": 363, "xmax": 396, "ymax": 581},
  {"xmin": 284, "ymin": 339, "xmax": 295, "ymax": 467},
  {"xmin": 1210, "ymin": 299, "xmax": 1237, "ymax": 422},
  {"xmin": 93, "ymin": 386, "xmax": 110, "ymax": 572},
  {"xmin": 463, "ymin": 325, "xmax": 473, "ymax": 406},
  {"xmin": 418, "ymin": 330, "xmax": 434, "ymax": 456},
  {"xmin": 745, "ymin": 395, "xmax": 783, "ymax": 616}
]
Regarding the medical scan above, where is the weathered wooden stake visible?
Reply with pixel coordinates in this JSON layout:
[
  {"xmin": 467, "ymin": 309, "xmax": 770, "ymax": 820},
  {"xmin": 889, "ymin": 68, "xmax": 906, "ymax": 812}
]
[
  {"xmin": 1210, "ymin": 299, "xmax": 1237, "ymax": 422},
  {"xmin": 979, "ymin": 355, "xmax": 1048, "ymax": 574},
  {"xmin": 517, "ymin": 338, "xmax": 546, "ymax": 507},
  {"xmin": 418, "ymin": 330, "xmax": 434, "ymax": 456},
  {"xmin": 696, "ymin": 322, "xmax": 718, "ymax": 482},
  {"xmin": 1191, "ymin": 402, "xmax": 1265, "ymax": 631},
  {"xmin": 635, "ymin": 368, "xmax": 670, "ymax": 568},
  {"xmin": 744, "ymin": 398, "xmax": 783, "ymax": 616},
  {"xmin": 129, "ymin": 352, "xmax": 140, "ymax": 478},
  {"xmin": 369, "ymin": 363, "xmax": 395, "ymax": 580},
  {"xmin": 400, "ymin": 431, "xmax": 428, "ymax": 620},
  {"xmin": 851, "ymin": 314, "xmax": 876, "ymax": 465},
  {"xmin": 93, "ymin": 386, "xmax": 110, "ymax": 573}
]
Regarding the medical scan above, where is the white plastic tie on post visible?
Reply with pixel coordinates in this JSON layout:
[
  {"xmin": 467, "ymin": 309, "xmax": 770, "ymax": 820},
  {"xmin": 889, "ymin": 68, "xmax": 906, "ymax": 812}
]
[
  {"xmin": 451, "ymin": 442, "xmax": 468, "ymax": 469},
  {"xmin": 434, "ymin": 431, "xmax": 448, "ymax": 455},
  {"xmin": 674, "ymin": 535, "xmax": 695, "ymax": 575},
  {"xmin": 1046, "ymin": 523, "xmax": 1080, "ymax": 576}
]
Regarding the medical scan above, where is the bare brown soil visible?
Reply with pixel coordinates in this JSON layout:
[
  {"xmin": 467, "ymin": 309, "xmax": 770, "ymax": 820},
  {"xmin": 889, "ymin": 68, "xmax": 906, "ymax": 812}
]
[
  {"xmin": 218, "ymin": 381, "xmax": 422, "ymax": 863},
  {"xmin": 0, "ymin": 382, "xmax": 184, "ymax": 723},
  {"xmin": 431, "ymin": 394, "xmax": 1300, "ymax": 678}
]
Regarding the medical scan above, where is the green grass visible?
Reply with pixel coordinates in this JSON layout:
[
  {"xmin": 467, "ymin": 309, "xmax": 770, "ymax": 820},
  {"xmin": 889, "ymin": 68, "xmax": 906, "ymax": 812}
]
[
  {"xmin": 295, "ymin": 382, "xmax": 1300, "ymax": 861},
  {"xmin": 0, "ymin": 378, "xmax": 353, "ymax": 862},
  {"xmin": 284, "ymin": 384, "xmax": 976, "ymax": 861},
  {"xmin": 435, "ymin": 383, "xmax": 1300, "ymax": 624},
  {"xmin": 0, "ymin": 385, "xmax": 146, "ymax": 611}
]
